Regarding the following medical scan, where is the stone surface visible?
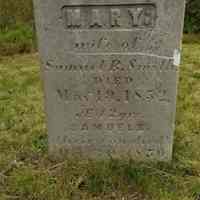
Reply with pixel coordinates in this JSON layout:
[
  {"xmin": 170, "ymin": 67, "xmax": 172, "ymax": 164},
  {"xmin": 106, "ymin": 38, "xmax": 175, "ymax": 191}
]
[{"xmin": 34, "ymin": 0, "xmax": 185, "ymax": 161}]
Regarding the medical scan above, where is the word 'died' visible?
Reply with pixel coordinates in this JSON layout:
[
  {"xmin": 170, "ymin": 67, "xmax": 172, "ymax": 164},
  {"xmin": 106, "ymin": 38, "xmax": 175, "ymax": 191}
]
[{"xmin": 61, "ymin": 4, "xmax": 157, "ymax": 29}]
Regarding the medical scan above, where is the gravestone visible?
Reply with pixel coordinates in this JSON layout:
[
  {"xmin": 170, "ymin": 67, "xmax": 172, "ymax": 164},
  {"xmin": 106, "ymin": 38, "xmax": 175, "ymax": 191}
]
[{"xmin": 34, "ymin": 0, "xmax": 185, "ymax": 161}]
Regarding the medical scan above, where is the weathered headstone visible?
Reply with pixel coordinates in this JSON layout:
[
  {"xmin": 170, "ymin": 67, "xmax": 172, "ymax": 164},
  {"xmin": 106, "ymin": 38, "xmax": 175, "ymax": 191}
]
[{"xmin": 34, "ymin": 0, "xmax": 185, "ymax": 161}]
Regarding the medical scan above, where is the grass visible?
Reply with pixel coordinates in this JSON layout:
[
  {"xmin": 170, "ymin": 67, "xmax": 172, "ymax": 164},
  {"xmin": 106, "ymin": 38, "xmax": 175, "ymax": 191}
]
[
  {"xmin": 0, "ymin": 24, "xmax": 35, "ymax": 56},
  {"xmin": 0, "ymin": 36, "xmax": 200, "ymax": 200}
]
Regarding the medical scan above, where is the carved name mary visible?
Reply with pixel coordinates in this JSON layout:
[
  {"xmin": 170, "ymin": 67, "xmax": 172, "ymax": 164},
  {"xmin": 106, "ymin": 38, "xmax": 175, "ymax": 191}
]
[{"xmin": 34, "ymin": 0, "xmax": 185, "ymax": 161}]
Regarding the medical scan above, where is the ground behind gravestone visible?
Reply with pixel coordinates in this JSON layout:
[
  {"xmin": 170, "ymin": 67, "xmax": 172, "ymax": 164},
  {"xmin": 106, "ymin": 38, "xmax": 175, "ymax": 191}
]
[{"xmin": 0, "ymin": 36, "xmax": 200, "ymax": 200}]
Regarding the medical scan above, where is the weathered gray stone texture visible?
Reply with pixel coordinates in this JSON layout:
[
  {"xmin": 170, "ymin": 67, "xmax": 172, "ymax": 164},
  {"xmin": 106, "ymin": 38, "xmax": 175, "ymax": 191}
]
[{"xmin": 34, "ymin": 0, "xmax": 185, "ymax": 161}]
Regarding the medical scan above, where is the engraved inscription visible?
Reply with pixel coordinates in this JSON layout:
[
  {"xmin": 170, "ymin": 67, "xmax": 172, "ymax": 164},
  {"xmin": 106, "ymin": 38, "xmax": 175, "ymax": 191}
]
[
  {"xmin": 75, "ymin": 107, "xmax": 142, "ymax": 120},
  {"xmin": 70, "ymin": 121, "xmax": 148, "ymax": 132},
  {"xmin": 45, "ymin": 57, "xmax": 175, "ymax": 72},
  {"xmin": 111, "ymin": 8, "xmax": 121, "ymax": 27},
  {"xmin": 56, "ymin": 88, "xmax": 170, "ymax": 103},
  {"xmin": 90, "ymin": 9, "xmax": 103, "ymax": 27},
  {"xmin": 63, "ymin": 9, "xmax": 81, "ymax": 28},
  {"xmin": 68, "ymin": 107, "xmax": 149, "ymax": 131},
  {"xmin": 61, "ymin": 4, "xmax": 157, "ymax": 29}
]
